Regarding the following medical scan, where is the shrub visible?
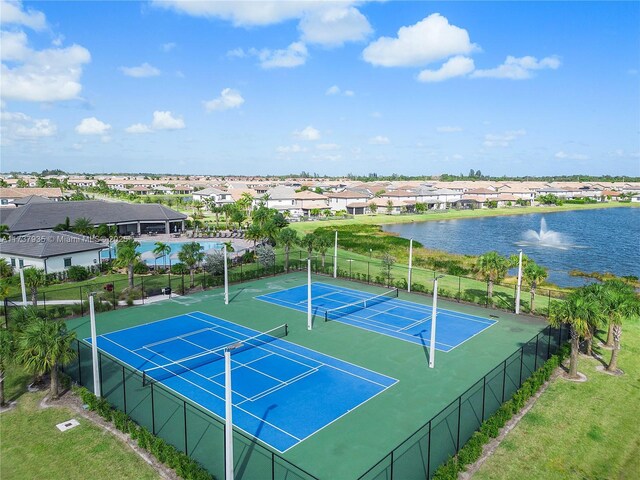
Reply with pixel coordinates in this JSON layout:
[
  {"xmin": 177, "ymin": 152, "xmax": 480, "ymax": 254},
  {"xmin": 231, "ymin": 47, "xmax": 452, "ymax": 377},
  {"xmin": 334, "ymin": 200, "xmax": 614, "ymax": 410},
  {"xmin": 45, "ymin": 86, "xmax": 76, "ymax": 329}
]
[
  {"xmin": 203, "ymin": 251, "xmax": 226, "ymax": 276},
  {"xmin": 255, "ymin": 244, "xmax": 276, "ymax": 269},
  {"xmin": 133, "ymin": 262, "xmax": 149, "ymax": 274},
  {"xmin": 171, "ymin": 262, "xmax": 188, "ymax": 275},
  {"xmin": 67, "ymin": 265, "xmax": 90, "ymax": 281}
]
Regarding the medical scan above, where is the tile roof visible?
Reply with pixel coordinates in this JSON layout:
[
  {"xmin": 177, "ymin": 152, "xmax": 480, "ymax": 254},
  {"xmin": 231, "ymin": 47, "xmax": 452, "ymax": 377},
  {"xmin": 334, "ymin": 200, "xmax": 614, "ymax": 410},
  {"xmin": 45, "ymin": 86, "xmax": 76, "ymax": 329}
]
[{"xmin": 0, "ymin": 230, "xmax": 105, "ymax": 258}]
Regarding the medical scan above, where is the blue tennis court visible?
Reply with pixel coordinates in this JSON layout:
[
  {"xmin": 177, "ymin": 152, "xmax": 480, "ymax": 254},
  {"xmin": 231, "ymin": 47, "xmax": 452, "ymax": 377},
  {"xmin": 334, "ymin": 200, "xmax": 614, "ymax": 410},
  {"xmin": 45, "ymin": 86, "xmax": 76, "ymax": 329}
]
[
  {"xmin": 256, "ymin": 282, "xmax": 497, "ymax": 351},
  {"xmin": 88, "ymin": 312, "xmax": 397, "ymax": 452}
]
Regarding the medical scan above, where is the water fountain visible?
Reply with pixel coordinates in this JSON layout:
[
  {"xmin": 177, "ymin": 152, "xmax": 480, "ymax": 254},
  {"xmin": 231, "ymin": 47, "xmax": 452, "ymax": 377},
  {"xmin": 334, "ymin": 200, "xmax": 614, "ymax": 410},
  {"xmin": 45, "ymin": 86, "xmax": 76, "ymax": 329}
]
[{"xmin": 517, "ymin": 218, "xmax": 572, "ymax": 249}]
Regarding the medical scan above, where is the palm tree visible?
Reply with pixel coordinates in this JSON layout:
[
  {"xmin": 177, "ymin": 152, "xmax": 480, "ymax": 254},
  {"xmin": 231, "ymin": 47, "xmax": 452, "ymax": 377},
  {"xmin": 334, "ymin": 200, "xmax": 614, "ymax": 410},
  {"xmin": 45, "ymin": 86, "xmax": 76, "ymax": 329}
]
[
  {"xmin": 523, "ymin": 262, "xmax": 548, "ymax": 313},
  {"xmin": 16, "ymin": 318, "xmax": 77, "ymax": 400},
  {"xmin": 95, "ymin": 224, "xmax": 117, "ymax": 261},
  {"xmin": 0, "ymin": 224, "xmax": 9, "ymax": 241},
  {"xmin": 23, "ymin": 267, "xmax": 46, "ymax": 306},
  {"xmin": 231, "ymin": 210, "xmax": 247, "ymax": 229},
  {"xmin": 72, "ymin": 217, "xmax": 94, "ymax": 235},
  {"xmin": 600, "ymin": 280, "xmax": 635, "ymax": 348},
  {"xmin": 278, "ymin": 228, "xmax": 298, "ymax": 272},
  {"xmin": 299, "ymin": 233, "xmax": 316, "ymax": 257},
  {"xmin": 606, "ymin": 288, "xmax": 640, "ymax": 372},
  {"xmin": 315, "ymin": 235, "xmax": 331, "ymax": 267},
  {"xmin": 53, "ymin": 216, "xmax": 72, "ymax": 232},
  {"xmin": 245, "ymin": 224, "xmax": 263, "ymax": 250},
  {"xmin": 177, "ymin": 242, "xmax": 205, "ymax": 287},
  {"xmin": 115, "ymin": 238, "xmax": 140, "ymax": 288},
  {"xmin": 153, "ymin": 242, "xmax": 172, "ymax": 270},
  {"xmin": 0, "ymin": 328, "xmax": 14, "ymax": 406},
  {"xmin": 549, "ymin": 290, "xmax": 599, "ymax": 379},
  {"xmin": 475, "ymin": 251, "xmax": 509, "ymax": 300},
  {"xmin": 581, "ymin": 283, "xmax": 606, "ymax": 356}
]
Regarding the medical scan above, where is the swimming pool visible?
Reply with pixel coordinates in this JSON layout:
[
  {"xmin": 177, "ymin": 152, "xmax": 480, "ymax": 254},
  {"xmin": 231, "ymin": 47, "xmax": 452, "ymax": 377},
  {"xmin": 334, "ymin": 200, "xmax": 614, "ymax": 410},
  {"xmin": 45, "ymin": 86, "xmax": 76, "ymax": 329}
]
[{"xmin": 101, "ymin": 240, "xmax": 224, "ymax": 264}]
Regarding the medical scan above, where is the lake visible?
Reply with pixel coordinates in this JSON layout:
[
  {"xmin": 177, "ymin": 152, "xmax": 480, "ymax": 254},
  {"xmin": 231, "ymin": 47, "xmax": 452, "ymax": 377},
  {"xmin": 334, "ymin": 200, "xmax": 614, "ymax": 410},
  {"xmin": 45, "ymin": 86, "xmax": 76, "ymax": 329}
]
[{"xmin": 382, "ymin": 207, "xmax": 640, "ymax": 287}]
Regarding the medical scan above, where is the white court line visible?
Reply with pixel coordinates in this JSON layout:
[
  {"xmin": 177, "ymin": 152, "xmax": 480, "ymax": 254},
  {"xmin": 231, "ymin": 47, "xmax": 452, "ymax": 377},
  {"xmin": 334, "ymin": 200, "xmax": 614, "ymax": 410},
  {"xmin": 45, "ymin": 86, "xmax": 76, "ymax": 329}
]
[
  {"xmin": 96, "ymin": 311, "xmax": 399, "ymax": 453},
  {"xmin": 240, "ymin": 367, "xmax": 320, "ymax": 404},
  {"xmin": 141, "ymin": 326, "xmax": 219, "ymax": 349},
  {"xmin": 101, "ymin": 335, "xmax": 299, "ymax": 441}
]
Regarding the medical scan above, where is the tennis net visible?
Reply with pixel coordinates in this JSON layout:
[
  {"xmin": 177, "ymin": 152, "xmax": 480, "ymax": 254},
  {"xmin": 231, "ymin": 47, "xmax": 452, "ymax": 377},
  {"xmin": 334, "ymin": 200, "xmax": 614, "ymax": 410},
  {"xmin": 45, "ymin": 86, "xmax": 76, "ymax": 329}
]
[
  {"xmin": 324, "ymin": 288, "xmax": 398, "ymax": 322},
  {"xmin": 142, "ymin": 323, "xmax": 288, "ymax": 386}
]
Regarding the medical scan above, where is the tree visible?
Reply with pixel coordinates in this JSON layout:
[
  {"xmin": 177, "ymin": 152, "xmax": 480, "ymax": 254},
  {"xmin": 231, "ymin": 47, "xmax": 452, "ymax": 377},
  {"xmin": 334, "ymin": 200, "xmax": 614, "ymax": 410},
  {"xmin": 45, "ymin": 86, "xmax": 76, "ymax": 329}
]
[
  {"xmin": 0, "ymin": 224, "xmax": 9, "ymax": 240},
  {"xmin": 16, "ymin": 179, "xmax": 28, "ymax": 188},
  {"xmin": 415, "ymin": 202, "xmax": 427, "ymax": 214},
  {"xmin": 368, "ymin": 202, "xmax": 378, "ymax": 214},
  {"xmin": 231, "ymin": 210, "xmax": 247, "ymax": 229},
  {"xmin": 476, "ymin": 251, "xmax": 509, "ymax": 300},
  {"xmin": 153, "ymin": 242, "xmax": 172, "ymax": 270},
  {"xmin": 115, "ymin": 239, "xmax": 140, "ymax": 288},
  {"xmin": 16, "ymin": 317, "xmax": 77, "ymax": 400},
  {"xmin": 245, "ymin": 224, "xmax": 263, "ymax": 249},
  {"xmin": 386, "ymin": 200, "xmax": 394, "ymax": 215},
  {"xmin": 299, "ymin": 233, "xmax": 316, "ymax": 256},
  {"xmin": 604, "ymin": 283, "xmax": 640, "ymax": 372},
  {"xmin": 581, "ymin": 283, "xmax": 606, "ymax": 356},
  {"xmin": 203, "ymin": 251, "xmax": 227, "ymax": 276},
  {"xmin": 72, "ymin": 217, "xmax": 94, "ymax": 235},
  {"xmin": 23, "ymin": 267, "xmax": 46, "ymax": 306},
  {"xmin": 0, "ymin": 328, "xmax": 14, "ymax": 406},
  {"xmin": 53, "ymin": 216, "xmax": 72, "ymax": 232},
  {"xmin": 315, "ymin": 235, "xmax": 331, "ymax": 268},
  {"xmin": 177, "ymin": 242, "xmax": 205, "ymax": 288},
  {"xmin": 549, "ymin": 290, "xmax": 599, "ymax": 379},
  {"xmin": 522, "ymin": 262, "xmax": 548, "ymax": 313},
  {"xmin": 380, "ymin": 252, "xmax": 396, "ymax": 286},
  {"xmin": 0, "ymin": 259, "xmax": 13, "ymax": 278},
  {"xmin": 278, "ymin": 228, "xmax": 298, "ymax": 272},
  {"xmin": 256, "ymin": 244, "xmax": 276, "ymax": 270}
]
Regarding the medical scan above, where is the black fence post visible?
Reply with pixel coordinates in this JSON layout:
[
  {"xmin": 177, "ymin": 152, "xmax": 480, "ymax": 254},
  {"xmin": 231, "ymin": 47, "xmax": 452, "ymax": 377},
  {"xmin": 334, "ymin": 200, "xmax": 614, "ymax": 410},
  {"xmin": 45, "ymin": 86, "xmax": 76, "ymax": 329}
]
[
  {"xmin": 547, "ymin": 326, "xmax": 552, "ymax": 359},
  {"xmin": 458, "ymin": 276, "xmax": 462, "ymax": 302},
  {"xmin": 501, "ymin": 359, "xmax": 507, "ymax": 402},
  {"xmin": 42, "ymin": 291, "xmax": 47, "ymax": 314},
  {"xmin": 151, "ymin": 383, "xmax": 156, "ymax": 434},
  {"xmin": 79, "ymin": 285, "xmax": 84, "ymax": 317},
  {"xmin": 112, "ymin": 283, "xmax": 117, "ymax": 310},
  {"xmin": 456, "ymin": 395, "xmax": 462, "ymax": 452},
  {"xmin": 534, "ymin": 334, "xmax": 540, "ymax": 370},
  {"xmin": 482, "ymin": 375, "xmax": 487, "ymax": 420},
  {"xmin": 141, "ymin": 277, "xmax": 145, "ymax": 305},
  {"xmin": 183, "ymin": 401, "xmax": 188, "ymax": 454},
  {"xmin": 427, "ymin": 420, "xmax": 432, "ymax": 478},
  {"xmin": 77, "ymin": 341, "xmax": 82, "ymax": 385},
  {"xmin": 181, "ymin": 270, "xmax": 185, "ymax": 295},
  {"xmin": 122, "ymin": 366, "xmax": 127, "ymax": 413},
  {"xmin": 519, "ymin": 347, "xmax": 525, "ymax": 386}
]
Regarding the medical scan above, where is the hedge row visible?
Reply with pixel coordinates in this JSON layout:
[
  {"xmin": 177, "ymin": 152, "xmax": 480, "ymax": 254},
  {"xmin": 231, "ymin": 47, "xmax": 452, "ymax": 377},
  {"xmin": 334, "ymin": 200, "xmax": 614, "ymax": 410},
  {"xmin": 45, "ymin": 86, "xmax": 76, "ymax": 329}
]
[
  {"xmin": 73, "ymin": 386, "xmax": 213, "ymax": 480},
  {"xmin": 432, "ymin": 344, "xmax": 570, "ymax": 480}
]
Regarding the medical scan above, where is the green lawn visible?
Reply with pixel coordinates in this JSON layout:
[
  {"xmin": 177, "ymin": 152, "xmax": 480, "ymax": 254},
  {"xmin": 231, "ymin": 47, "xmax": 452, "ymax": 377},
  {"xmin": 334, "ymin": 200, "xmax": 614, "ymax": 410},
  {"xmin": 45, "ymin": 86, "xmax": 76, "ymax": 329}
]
[
  {"xmin": 0, "ymin": 390, "xmax": 161, "ymax": 480},
  {"xmin": 473, "ymin": 322, "xmax": 640, "ymax": 479}
]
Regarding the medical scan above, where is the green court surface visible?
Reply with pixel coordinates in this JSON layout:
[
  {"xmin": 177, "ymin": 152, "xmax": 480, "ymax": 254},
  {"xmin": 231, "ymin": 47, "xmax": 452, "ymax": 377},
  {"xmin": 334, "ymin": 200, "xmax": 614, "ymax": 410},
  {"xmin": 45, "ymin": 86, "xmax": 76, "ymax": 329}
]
[{"xmin": 66, "ymin": 271, "xmax": 549, "ymax": 479}]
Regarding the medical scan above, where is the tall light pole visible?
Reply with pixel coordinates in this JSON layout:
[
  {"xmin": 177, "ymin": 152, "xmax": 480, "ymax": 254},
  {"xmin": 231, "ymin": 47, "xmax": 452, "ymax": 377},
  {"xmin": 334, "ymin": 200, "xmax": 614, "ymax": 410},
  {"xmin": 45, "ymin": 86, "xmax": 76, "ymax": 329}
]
[
  {"xmin": 223, "ymin": 244, "xmax": 229, "ymax": 305},
  {"xmin": 515, "ymin": 249, "xmax": 523, "ymax": 315},
  {"xmin": 333, "ymin": 230, "xmax": 338, "ymax": 278},
  {"xmin": 307, "ymin": 257, "xmax": 312, "ymax": 330},
  {"xmin": 225, "ymin": 343, "xmax": 242, "ymax": 480},
  {"xmin": 89, "ymin": 292, "xmax": 101, "ymax": 396},
  {"xmin": 408, "ymin": 239, "xmax": 413, "ymax": 293},
  {"xmin": 429, "ymin": 275, "xmax": 444, "ymax": 369}
]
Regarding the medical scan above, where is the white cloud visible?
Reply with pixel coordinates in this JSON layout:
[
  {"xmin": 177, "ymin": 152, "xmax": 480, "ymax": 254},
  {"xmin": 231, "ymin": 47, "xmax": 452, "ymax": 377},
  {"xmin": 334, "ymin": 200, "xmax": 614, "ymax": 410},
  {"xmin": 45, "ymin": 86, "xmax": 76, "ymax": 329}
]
[
  {"xmin": 325, "ymin": 85, "xmax": 355, "ymax": 96},
  {"xmin": 227, "ymin": 47, "xmax": 246, "ymax": 58},
  {"xmin": 326, "ymin": 85, "xmax": 341, "ymax": 96},
  {"xmin": 317, "ymin": 143, "xmax": 340, "ymax": 151},
  {"xmin": 203, "ymin": 88, "xmax": 245, "ymax": 112},
  {"xmin": 437, "ymin": 126, "xmax": 463, "ymax": 133},
  {"xmin": 0, "ymin": 29, "xmax": 91, "ymax": 102},
  {"xmin": 299, "ymin": 5, "xmax": 372, "ymax": 47},
  {"xmin": 294, "ymin": 125, "xmax": 321, "ymax": 141},
  {"xmin": 313, "ymin": 153, "xmax": 342, "ymax": 162},
  {"xmin": 363, "ymin": 13, "xmax": 477, "ymax": 67},
  {"xmin": 151, "ymin": 111, "xmax": 185, "ymax": 130},
  {"xmin": 371, "ymin": 111, "xmax": 382, "ymax": 119},
  {"xmin": 153, "ymin": 1, "xmax": 317, "ymax": 26},
  {"xmin": 452, "ymin": 154, "xmax": 464, "ymax": 160},
  {"xmin": 418, "ymin": 55, "xmax": 474, "ymax": 82},
  {"xmin": 120, "ymin": 62, "xmax": 161, "ymax": 78},
  {"xmin": 0, "ymin": 111, "xmax": 56, "ymax": 141},
  {"xmin": 161, "ymin": 42, "xmax": 176, "ymax": 52},
  {"xmin": 125, "ymin": 123, "xmax": 153, "ymax": 134},
  {"xmin": 555, "ymin": 151, "xmax": 589, "ymax": 160},
  {"xmin": 472, "ymin": 55, "xmax": 561, "ymax": 79},
  {"xmin": 75, "ymin": 117, "xmax": 111, "ymax": 135},
  {"xmin": 369, "ymin": 135, "xmax": 390, "ymax": 145},
  {"xmin": 483, "ymin": 129, "xmax": 526, "ymax": 148},
  {"xmin": 255, "ymin": 42, "xmax": 308, "ymax": 69},
  {"xmin": 276, "ymin": 144, "xmax": 307, "ymax": 153},
  {"xmin": 628, "ymin": 69, "xmax": 638, "ymax": 76},
  {"xmin": 0, "ymin": 0, "xmax": 47, "ymax": 31}
]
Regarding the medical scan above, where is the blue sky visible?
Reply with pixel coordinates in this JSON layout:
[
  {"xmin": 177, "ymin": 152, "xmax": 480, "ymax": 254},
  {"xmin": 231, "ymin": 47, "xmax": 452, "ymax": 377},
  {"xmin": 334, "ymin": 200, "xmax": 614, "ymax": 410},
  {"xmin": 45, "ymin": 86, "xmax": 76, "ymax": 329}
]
[{"xmin": 1, "ymin": 1, "xmax": 638, "ymax": 176}]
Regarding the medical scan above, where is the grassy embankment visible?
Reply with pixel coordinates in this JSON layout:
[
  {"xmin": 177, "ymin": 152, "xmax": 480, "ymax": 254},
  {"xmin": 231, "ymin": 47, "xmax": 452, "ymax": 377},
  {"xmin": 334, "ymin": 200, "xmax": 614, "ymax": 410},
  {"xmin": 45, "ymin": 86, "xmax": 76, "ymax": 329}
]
[
  {"xmin": 473, "ymin": 322, "xmax": 640, "ymax": 479},
  {"xmin": 0, "ymin": 365, "xmax": 160, "ymax": 480}
]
